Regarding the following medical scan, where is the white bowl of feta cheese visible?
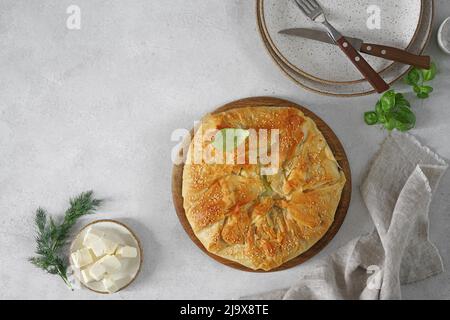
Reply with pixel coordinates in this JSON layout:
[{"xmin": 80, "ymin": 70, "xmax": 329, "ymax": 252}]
[{"xmin": 70, "ymin": 220, "xmax": 142, "ymax": 294}]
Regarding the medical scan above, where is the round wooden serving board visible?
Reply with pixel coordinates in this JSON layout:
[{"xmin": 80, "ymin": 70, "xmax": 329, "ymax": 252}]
[{"xmin": 172, "ymin": 97, "xmax": 352, "ymax": 272}]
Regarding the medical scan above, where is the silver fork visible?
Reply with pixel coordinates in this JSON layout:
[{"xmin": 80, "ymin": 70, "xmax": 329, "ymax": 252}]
[{"xmin": 294, "ymin": 0, "xmax": 390, "ymax": 93}]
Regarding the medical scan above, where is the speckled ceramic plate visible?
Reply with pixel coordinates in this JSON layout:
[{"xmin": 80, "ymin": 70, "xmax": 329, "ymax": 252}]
[
  {"xmin": 260, "ymin": 0, "xmax": 423, "ymax": 84},
  {"xmin": 70, "ymin": 220, "xmax": 143, "ymax": 294},
  {"xmin": 257, "ymin": 0, "xmax": 434, "ymax": 97}
]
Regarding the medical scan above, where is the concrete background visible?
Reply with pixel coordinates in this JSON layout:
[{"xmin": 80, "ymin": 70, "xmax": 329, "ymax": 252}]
[{"xmin": 0, "ymin": 0, "xmax": 449, "ymax": 299}]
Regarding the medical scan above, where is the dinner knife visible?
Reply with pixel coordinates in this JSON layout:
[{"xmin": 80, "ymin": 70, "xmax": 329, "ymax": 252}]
[{"xmin": 279, "ymin": 28, "xmax": 431, "ymax": 69}]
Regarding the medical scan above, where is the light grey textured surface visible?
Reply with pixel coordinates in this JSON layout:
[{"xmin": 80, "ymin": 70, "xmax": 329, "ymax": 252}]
[{"xmin": 0, "ymin": 0, "xmax": 449, "ymax": 300}]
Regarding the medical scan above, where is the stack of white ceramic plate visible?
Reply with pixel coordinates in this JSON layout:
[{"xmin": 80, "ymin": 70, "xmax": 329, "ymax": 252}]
[{"xmin": 257, "ymin": 0, "xmax": 434, "ymax": 97}]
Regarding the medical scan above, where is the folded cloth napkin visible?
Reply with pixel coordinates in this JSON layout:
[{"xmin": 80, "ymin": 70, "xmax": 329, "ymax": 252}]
[{"xmin": 243, "ymin": 132, "xmax": 448, "ymax": 300}]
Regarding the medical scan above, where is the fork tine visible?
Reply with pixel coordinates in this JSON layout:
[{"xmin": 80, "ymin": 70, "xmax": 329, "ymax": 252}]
[
  {"xmin": 294, "ymin": 0, "xmax": 312, "ymax": 15},
  {"xmin": 299, "ymin": 0, "xmax": 313, "ymax": 14},
  {"xmin": 306, "ymin": 0, "xmax": 320, "ymax": 9},
  {"xmin": 302, "ymin": 0, "xmax": 316, "ymax": 11}
]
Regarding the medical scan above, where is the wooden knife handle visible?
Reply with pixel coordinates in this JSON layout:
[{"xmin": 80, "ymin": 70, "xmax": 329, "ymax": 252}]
[
  {"xmin": 360, "ymin": 43, "xmax": 431, "ymax": 69},
  {"xmin": 336, "ymin": 37, "xmax": 390, "ymax": 94}
]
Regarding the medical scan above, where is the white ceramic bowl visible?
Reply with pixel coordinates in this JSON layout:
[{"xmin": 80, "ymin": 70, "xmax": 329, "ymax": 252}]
[
  {"xmin": 437, "ymin": 17, "xmax": 450, "ymax": 55},
  {"xmin": 70, "ymin": 220, "xmax": 143, "ymax": 294}
]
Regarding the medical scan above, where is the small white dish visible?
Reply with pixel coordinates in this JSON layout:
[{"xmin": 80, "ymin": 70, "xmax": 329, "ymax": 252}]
[
  {"xmin": 437, "ymin": 17, "xmax": 450, "ymax": 55},
  {"xmin": 70, "ymin": 220, "xmax": 143, "ymax": 294}
]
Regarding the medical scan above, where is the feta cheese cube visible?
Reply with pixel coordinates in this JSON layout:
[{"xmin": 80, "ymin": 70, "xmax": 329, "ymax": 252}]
[
  {"xmin": 98, "ymin": 255, "xmax": 121, "ymax": 273},
  {"xmin": 89, "ymin": 262, "xmax": 107, "ymax": 281},
  {"xmin": 80, "ymin": 268, "xmax": 94, "ymax": 284},
  {"xmin": 83, "ymin": 228, "xmax": 119, "ymax": 257},
  {"xmin": 102, "ymin": 277, "xmax": 119, "ymax": 293},
  {"xmin": 71, "ymin": 248, "xmax": 94, "ymax": 268},
  {"xmin": 116, "ymin": 245, "xmax": 138, "ymax": 258},
  {"xmin": 83, "ymin": 228, "xmax": 107, "ymax": 257},
  {"xmin": 103, "ymin": 237, "xmax": 119, "ymax": 255}
]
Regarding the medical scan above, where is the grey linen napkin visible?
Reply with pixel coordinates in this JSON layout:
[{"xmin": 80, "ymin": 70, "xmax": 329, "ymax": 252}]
[{"xmin": 243, "ymin": 132, "xmax": 448, "ymax": 300}]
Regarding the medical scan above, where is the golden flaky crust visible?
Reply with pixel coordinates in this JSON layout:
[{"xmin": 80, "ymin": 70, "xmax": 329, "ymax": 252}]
[{"xmin": 182, "ymin": 107, "xmax": 346, "ymax": 271}]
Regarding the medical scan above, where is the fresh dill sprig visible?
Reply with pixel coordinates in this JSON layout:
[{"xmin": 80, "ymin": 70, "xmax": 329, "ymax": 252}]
[{"xmin": 29, "ymin": 191, "xmax": 103, "ymax": 289}]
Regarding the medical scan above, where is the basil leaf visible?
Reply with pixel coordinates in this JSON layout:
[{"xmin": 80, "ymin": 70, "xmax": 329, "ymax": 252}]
[
  {"xmin": 378, "ymin": 114, "xmax": 387, "ymax": 124},
  {"xmin": 405, "ymin": 68, "xmax": 421, "ymax": 85},
  {"xmin": 375, "ymin": 101, "xmax": 382, "ymax": 113},
  {"xmin": 364, "ymin": 111, "xmax": 378, "ymax": 125},
  {"xmin": 414, "ymin": 85, "xmax": 433, "ymax": 99},
  {"xmin": 234, "ymin": 129, "xmax": 250, "ymax": 146},
  {"xmin": 212, "ymin": 128, "xmax": 250, "ymax": 152},
  {"xmin": 417, "ymin": 92, "xmax": 429, "ymax": 99},
  {"xmin": 391, "ymin": 105, "xmax": 416, "ymax": 132},
  {"xmin": 374, "ymin": 102, "xmax": 386, "ymax": 124},
  {"xmin": 422, "ymin": 62, "xmax": 437, "ymax": 82},
  {"xmin": 395, "ymin": 93, "xmax": 411, "ymax": 108},
  {"xmin": 384, "ymin": 118, "xmax": 397, "ymax": 131},
  {"xmin": 421, "ymin": 86, "xmax": 433, "ymax": 94},
  {"xmin": 381, "ymin": 90, "xmax": 396, "ymax": 112}
]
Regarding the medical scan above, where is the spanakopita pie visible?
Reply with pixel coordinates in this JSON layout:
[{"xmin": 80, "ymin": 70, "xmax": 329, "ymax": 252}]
[{"xmin": 182, "ymin": 107, "xmax": 346, "ymax": 271}]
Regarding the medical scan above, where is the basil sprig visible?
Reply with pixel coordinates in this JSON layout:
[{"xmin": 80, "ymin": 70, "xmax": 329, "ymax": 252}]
[
  {"xmin": 364, "ymin": 90, "xmax": 416, "ymax": 132},
  {"xmin": 364, "ymin": 61, "xmax": 438, "ymax": 132},
  {"xmin": 405, "ymin": 62, "xmax": 437, "ymax": 99}
]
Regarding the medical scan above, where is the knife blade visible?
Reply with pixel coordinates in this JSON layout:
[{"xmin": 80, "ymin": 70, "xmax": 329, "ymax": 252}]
[
  {"xmin": 278, "ymin": 28, "xmax": 431, "ymax": 69},
  {"xmin": 279, "ymin": 28, "xmax": 364, "ymax": 50}
]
